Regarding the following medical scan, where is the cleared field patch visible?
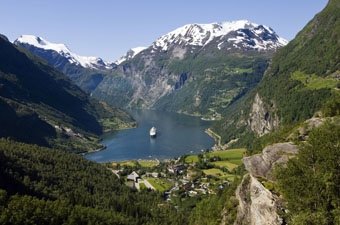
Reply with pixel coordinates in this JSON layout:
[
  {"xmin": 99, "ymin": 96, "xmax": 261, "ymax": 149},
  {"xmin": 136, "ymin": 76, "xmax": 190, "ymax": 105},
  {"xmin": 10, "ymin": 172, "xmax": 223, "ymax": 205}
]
[
  {"xmin": 185, "ymin": 148, "xmax": 246, "ymax": 163},
  {"xmin": 210, "ymin": 161, "xmax": 239, "ymax": 170},
  {"xmin": 138, "ymin": 160, "xmax": 159, "ymax": 168},
  {"xmin": 111, "ymin": 161, "xmax": 135, "ymax": 167},
  {"xmin": 221, "ymin": 174, "xmax": 238, "ymax": 182},
  {"xmin": 203, "ymin": 168, "xmax": 240, "ymax": 182},
  {"xmin": 202, "ymin": 168, "xmax": 224, "ymax": 177},
  {"xmin": 185, "ymin": 155, "xmax": 199, "ymax": 163},
  {"xmin": 291, "ymin": 71, "xmax": 338, "ymax": 90},
  {"xmin": 139, "ymin": 183, "xmax": 147, "ymax": 190},
  {"xmin": 146, "ymin": 178, "xmax": 173, "ymax": 192},
  {"xmin": 207, "ymin": 148, "xmax": 246, "ymax": 160},
  {"xmin": 228, "ymin": 159, "xmax": 243, "ymax": 166}
]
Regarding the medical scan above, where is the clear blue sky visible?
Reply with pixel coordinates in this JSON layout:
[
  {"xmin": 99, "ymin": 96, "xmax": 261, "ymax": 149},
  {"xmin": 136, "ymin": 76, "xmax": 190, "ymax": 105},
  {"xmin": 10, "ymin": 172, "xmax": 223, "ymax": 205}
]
[{"xmin": 0, "ymin": 0, "xmax": 328, "ymax": 61}]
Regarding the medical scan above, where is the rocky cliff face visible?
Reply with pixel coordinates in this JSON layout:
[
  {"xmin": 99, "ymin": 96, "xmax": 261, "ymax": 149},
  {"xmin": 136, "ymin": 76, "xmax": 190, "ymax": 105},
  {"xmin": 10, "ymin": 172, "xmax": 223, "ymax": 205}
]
[
  {"xmin": 92, "ymin": 57, "xmax": 177, "ymax": 108},
  {"xmin": 234, "ymin": 142, "xmax": 298, "ymax": 225},
  {"xmin": 243, "ymin": 142, "xmax": 298, "ymax": 181},
  {"xmin": 248, "ymin": 93, "xmax": 280, "ymax": 136},
  {"xmin": 287, "ymin": 116, "xmax": 326, "ymax": 141},
  {"xmin": 234, "ymin": 174, "xmax": 283, "ymax": 225}
]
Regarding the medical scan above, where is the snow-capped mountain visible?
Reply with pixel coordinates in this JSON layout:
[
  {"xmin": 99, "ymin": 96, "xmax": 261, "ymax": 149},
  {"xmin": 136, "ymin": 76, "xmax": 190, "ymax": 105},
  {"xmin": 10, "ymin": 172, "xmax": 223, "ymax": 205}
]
[
  {"xmin": 115, "ymin": 47, "xmax": 147, "ymax": 65},
  {"xmin": 93, "ymin": 20, "xmax": 288, "ymax": 114},
  {"xmin": 115, "ymin": 20, "xmax": 287, "ymax": 64},
  {"xmin": 152, "ymin": 20, "xmax": 287, "ymax": 52},
  {"xmin": 15, "ymin": 35, "xmax": 113, "ymax": 70}
]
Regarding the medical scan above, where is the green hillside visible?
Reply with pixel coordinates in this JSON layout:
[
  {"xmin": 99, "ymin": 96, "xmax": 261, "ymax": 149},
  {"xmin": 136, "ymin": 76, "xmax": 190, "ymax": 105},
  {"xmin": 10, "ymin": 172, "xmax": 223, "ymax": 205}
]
[
  {"xmin": 275, "ymin": 122, "xmax": 340, "ymax": 224},
  {"xmin": 0, "ymin": 35, "xmax": 135, "ymax": 153},
  {"xmin": 153, "ymin": 54, "xmax": 268, "ymax": 119},
  {"xmin": 212, "ymin": 0, "xmax": 340, "ymax": 149},
  {"xmin": 257, "ymin": 0, "xmax": 340, "ymax": 123}
]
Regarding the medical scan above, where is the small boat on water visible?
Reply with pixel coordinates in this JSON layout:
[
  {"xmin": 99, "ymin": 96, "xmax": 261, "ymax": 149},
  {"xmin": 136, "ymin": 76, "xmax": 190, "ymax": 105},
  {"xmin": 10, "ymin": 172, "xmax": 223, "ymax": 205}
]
[{"xmin": 150, "ymin": 126, "xmax": 157, "ymax": 137}]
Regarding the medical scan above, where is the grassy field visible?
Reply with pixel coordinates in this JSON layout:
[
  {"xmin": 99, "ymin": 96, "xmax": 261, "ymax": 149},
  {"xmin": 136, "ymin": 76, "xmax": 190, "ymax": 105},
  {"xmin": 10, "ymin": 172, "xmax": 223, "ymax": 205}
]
[
  {"xmin": 185, "ymin": 148, "xmax": 246, "ymax": 163},
  {"xmin": 138, "ymin": 160, "xmax": 159, "ymax": 168},
  {"xmin": 221, "ymin": 174, "xmax": 238, "ymax": 182},
  {"xmin": 185, "ymin": 155, "xmax": 200, "ymax": 163},
  {"xmin": 111, "ymin": 161, "xmax": 135, "ymax": 167},
  {"xmin": 139, "ymin": 183, "xmax": 147, "ymax": 190},
  {"xmin": 202, "ymin": 169, "xmax": 238, "ymax": 182},
  {"xmin": 202, "ymin": 168, "xmax": 224, "ymax": 177},
  {"xmin": 111, "ymin": 160, "xmax": 159, "ymax": 168},
  {"xmin": 229, "ymin": 159, "xmax": 243, "ymax": 165},
  {"xmin": 146, "ymin": 178, "xmax": 173, "ymax": 192},
  {"xmin": 291, "ymin": 71, "xmax": 338, "ymax": 90},
  {"xmin": 210, "ymin": 161, "xmax": 240, "ymax": 170},
  {"xmin": 208, "ymin": 148, "xmax": 246, "ymax": 159}
]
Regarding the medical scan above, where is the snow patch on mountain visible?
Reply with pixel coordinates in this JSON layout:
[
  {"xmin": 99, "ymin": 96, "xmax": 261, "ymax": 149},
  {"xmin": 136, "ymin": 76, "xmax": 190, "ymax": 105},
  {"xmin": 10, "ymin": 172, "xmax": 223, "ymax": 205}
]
[{"xmin": 15, "ymin": 35, "xmax": 113, "ymax": 70}]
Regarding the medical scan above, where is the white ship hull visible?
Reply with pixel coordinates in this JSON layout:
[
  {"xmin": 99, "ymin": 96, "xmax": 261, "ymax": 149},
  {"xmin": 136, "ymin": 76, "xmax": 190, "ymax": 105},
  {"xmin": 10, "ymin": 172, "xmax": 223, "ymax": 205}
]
[{"xmin": 150, "ymin": 127, "xmax": 157, "ymax": 137}]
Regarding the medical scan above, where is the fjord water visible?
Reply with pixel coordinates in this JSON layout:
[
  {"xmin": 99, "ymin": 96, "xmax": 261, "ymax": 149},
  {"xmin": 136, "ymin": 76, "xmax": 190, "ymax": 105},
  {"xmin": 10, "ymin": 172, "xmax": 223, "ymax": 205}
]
[{"xmin": 85, "ymin": 110, "xmax": 215, "ymax": 162}]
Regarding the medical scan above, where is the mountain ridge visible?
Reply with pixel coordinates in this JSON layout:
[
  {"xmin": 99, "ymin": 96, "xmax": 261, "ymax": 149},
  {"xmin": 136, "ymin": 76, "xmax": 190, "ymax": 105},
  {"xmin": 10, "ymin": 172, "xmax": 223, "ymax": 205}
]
[
  {"xmin": 150, "ymin": 20, "xmax": 287, "ymax": 52},
  {"xmin": 14, "ymin": 35, "xmax": 116, "ymax": 92},
  {"xmin": 115, "ymin": 20, "xmax": 287, "ymax": 64},
  {"xmin": 15, "ymin": 35, "xmax": 114, "ymax": 70},
  {"xmin": 0, "ymin": 34, "xmax": 134, "ymax": 153}
]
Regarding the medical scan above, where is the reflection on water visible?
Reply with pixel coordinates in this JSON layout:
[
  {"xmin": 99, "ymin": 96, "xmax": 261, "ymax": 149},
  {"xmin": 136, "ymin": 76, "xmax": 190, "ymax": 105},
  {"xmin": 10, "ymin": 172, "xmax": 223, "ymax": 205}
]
[{"xmin": 85, "ymin": 110, "xmax": 215, "ymax": 162}]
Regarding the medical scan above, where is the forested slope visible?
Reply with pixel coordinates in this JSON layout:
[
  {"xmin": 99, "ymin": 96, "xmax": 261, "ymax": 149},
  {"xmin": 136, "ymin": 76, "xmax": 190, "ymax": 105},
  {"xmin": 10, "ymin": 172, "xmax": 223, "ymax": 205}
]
[
  {"xmin": 212, "ymin": 0, "xmax": 340, "ymax": 151},
  {"xmin": 0, "ymin": 34, "xmax": 134, "ymax": 153},
  {"xmin": 0, "ymin": 139, "xmax": 183, "ymax": 224}
]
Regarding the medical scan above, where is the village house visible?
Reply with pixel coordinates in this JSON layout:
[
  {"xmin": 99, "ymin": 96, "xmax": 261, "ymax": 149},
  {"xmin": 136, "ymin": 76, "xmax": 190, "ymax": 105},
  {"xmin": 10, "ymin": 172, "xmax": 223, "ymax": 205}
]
[
  {"xmin": 127, "ymin": 171, "xmax": 140, "ymax": 183},
  {"xmin": 144, "ymin": 172, "xmax": 159, "ymax": 178},
  {"xmin": 167, "ymin": 164, "xmax": 186, "ymax": 173}
]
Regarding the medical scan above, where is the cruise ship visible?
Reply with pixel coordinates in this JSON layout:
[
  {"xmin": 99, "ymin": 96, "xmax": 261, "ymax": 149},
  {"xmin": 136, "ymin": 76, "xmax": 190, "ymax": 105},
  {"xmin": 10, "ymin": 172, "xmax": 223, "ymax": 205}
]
[{"xmin": 150, "ymin": 127, "xmax": 157, "ymax": 137}]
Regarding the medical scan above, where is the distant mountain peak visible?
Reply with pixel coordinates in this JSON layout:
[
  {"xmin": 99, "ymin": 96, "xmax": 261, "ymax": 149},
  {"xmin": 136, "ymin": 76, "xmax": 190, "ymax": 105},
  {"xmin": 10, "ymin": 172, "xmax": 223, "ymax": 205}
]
[
  {"xmin": 17, "ymin": 35, "xmax": 70, "ymax": 53},
  {"xmin": 151, "ymin": 20, "xmax": 287, "ymax": 52},
  {"xmin": 115, "ymin": 46, "xmax": 147, "ymax": 65},
  {"xmin": 115, "ymin": 20, "xmax": 288, "ymax": 64},
  {"xmin": 15, "ymin": 35, "xmax": 113, "ymax": 70}
]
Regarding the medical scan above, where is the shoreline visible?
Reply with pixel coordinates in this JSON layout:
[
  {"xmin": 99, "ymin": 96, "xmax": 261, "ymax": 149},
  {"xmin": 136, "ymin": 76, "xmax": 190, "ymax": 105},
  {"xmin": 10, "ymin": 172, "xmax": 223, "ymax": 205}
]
[
  {"xmin": 205, "ymin": 128, "xmax": 222, "ymax": 146},
  {"xmin": 81, "ymin": 145, "xmax": 107, "ymax": 156},
  {"xmin": 82, "ymin": 123, "xmax": 137, "ymax": 156},
  {"xmin": 177, "ymin": 110, "xmax": 221, "ymax": 121},
  {"xmin": 106, "ymin": 159, "xmax": 161, "ymax": 166}
]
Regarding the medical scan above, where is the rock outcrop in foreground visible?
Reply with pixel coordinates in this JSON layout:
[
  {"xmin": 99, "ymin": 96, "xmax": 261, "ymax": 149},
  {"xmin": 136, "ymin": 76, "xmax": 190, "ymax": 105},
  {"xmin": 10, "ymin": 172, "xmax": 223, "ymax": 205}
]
[
  {"xmin": 234, "ymin": 142, "xmax": 298, "ymax": 225},
  {"xmin": 242, "ymin": 142, "xmax": 298, "ymax": 181}
]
